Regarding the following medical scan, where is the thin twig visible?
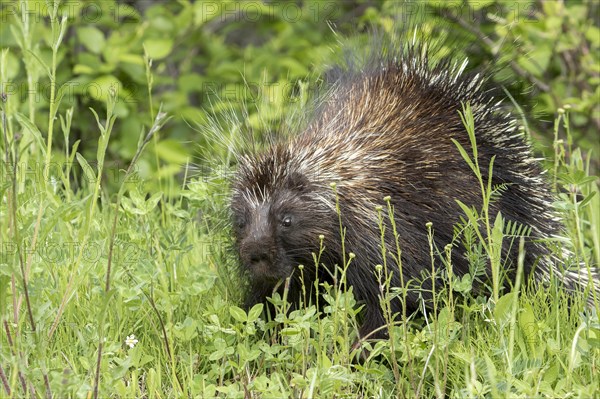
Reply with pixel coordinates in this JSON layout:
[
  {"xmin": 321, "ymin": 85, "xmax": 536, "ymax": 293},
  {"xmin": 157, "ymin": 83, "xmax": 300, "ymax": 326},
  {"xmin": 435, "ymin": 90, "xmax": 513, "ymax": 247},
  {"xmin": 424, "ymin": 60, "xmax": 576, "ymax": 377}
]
[
  {"xmin": 145, "ymin": 288, "xmax": 184, "ymax": 393},
  {"xmin": 43, "ymin": 374, "xmax": 52, "ymax": 399},
  {"xmin": 0, "ymin": 364, "xmax": 10, "ymax": 396},
  {"xmin": 4, "ymin": 320, "xmax": 28, "ymax": 394},
  {"xmin": 0, "ymin": 103, "xmax": 18, "ymax": 395}
]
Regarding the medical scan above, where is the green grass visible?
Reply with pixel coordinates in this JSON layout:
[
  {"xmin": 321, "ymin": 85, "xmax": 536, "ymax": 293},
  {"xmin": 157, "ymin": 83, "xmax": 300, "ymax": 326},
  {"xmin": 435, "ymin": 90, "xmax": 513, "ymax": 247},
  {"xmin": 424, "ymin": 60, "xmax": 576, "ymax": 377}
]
[{"xmin": 1, "ymin": 5, "xmax": 599, "ymax": 399}]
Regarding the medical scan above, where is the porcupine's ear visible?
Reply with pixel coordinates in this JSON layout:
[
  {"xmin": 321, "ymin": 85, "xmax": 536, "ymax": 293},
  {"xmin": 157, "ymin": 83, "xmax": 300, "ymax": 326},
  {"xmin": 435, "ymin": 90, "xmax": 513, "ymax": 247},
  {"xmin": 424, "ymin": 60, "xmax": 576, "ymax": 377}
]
[{"xmin": 285, "ymin": 171, "xmax": 311, "ymax": 192}]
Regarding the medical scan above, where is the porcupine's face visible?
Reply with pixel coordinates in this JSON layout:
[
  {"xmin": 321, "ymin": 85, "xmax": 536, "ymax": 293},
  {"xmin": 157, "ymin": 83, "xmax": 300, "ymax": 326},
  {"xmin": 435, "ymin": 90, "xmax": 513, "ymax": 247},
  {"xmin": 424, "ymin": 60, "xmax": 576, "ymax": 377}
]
[{"xmin": 231, "ymin": 164, "xmax": 332, "ymax": 285}]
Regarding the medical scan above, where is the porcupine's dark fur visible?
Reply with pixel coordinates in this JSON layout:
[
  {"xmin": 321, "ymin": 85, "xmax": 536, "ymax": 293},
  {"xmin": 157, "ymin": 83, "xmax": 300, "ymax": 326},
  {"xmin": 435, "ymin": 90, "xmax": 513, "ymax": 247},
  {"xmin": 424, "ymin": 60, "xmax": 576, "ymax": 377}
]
[{"xmin": 229, "ymin": 38, "xmax": 598, "ymax": 340}]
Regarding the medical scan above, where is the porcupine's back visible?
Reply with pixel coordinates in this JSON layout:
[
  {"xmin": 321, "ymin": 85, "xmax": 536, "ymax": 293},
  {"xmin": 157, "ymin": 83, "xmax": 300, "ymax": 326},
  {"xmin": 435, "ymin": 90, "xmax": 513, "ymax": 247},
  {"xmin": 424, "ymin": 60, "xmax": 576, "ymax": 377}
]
[{"xmin": 231, "ymin": 41, "xmax": 566, "ymax": 337}]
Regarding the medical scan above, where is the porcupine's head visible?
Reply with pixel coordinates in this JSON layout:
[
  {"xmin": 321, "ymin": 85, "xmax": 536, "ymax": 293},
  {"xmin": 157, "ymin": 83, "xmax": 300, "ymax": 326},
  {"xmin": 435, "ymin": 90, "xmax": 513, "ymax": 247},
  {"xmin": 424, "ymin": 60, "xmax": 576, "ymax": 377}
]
[{"xmin": 230, "ymin": 144, "xmax": 337, "ymax": 286}]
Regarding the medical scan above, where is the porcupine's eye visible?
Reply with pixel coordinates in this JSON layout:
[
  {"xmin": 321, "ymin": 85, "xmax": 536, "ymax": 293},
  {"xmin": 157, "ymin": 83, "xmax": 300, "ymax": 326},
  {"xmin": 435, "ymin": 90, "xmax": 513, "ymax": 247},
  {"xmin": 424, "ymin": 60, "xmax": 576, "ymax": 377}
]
[{"xmin": 281, "ymin": 215, "xmax": 293, "ymax": 228}]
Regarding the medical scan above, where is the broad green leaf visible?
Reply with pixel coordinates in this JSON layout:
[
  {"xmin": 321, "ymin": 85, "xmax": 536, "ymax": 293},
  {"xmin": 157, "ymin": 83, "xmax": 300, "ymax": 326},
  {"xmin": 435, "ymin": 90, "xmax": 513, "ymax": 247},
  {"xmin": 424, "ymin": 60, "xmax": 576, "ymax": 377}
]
[
  {"xmin": 143, "ymin": 39, "xmax": 173, "ymax": 60},
  {"xmin": 493, "ymin": 292, "xmax": 517, "ymax": 326},
  {"xmin": 77, "ymin": 26, "xmax": 106, "ymax": 54},
  {"xmin": 155, "ymin": 139, "xmax": 190, "ymax": 164},
  {"xmin": 229, "ymin": 306, "xmax": 247, "ymax": 323},
  {"xmin": 518, "ymin": 303, "xmax": 537, "ymax": 352},
  {"xmin": 247, "ymin": 303, "xmax": 264, "ymax": 323},
  {"xmin": 280, "ymin": 327, "xmax": 301, "ymax": 336},
  {"xmin": 145, "ymin": 192, "xmax": 162, "ymax": 212},
  {"xmin": 121, "ymin": 196, "xmax": 145, "ymax": 215},
  {"xmin": 87, "ymin": 75, "xmax": 122, "ymax": 102}
]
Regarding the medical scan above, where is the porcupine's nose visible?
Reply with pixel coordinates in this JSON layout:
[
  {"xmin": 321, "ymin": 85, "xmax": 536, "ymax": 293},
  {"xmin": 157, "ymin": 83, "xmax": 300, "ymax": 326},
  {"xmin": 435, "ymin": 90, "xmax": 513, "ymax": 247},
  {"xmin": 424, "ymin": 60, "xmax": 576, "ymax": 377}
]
[
  {"xmin": 241, "ymin": 237, "xmax": 276, "ymax": 278},
  {"xmin": 248, "ymin": 244, "xmax": 270, "ymax": 265}
]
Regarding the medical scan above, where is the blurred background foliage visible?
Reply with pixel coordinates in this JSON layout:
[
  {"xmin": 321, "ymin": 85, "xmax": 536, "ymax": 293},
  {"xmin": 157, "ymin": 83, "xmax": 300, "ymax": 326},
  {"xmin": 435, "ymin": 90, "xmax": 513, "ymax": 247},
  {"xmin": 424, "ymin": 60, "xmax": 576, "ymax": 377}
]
[{"xmin": 1, "ymin": 0, "xmax": 598, "ymax": 194}]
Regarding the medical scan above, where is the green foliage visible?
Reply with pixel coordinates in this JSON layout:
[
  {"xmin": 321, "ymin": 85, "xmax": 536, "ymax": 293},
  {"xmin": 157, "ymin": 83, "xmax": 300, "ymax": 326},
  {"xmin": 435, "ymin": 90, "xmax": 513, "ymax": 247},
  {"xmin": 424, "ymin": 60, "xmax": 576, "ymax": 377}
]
[
  {"xmin": 0, "ymin": 1, "xmax": 598, "ymax": 398},
  {"xmin": 2, "ymin": 0, "xmax": 597, "ymax": 196},
  {"xmin": 0, "ymin": 0, "xmax": 374, "ymax": 194}
]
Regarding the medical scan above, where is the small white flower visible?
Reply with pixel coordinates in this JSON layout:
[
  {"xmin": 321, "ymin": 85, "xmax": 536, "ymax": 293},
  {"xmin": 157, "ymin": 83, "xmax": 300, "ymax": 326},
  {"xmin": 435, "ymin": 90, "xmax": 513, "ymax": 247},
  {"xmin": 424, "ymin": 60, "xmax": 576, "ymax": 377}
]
[{"xmin": 125, "ymin": 334, "xmax": 138, "ymax": 348}]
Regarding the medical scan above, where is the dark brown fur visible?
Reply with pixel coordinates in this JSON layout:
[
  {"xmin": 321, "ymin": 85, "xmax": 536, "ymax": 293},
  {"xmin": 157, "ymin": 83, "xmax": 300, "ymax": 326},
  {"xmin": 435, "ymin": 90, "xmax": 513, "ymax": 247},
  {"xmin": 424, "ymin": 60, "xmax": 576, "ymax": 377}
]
[{"xmin": 230, "ymin": 42, "xmax": 569, "ymax": 339}]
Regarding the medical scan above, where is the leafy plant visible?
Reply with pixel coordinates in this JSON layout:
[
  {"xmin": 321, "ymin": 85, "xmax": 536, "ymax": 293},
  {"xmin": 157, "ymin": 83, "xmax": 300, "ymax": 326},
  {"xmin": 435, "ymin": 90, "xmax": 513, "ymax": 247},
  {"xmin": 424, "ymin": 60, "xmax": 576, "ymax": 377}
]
[{"xmin": 0, "ymin": 1, "xmax": 597, "ymax": 398}]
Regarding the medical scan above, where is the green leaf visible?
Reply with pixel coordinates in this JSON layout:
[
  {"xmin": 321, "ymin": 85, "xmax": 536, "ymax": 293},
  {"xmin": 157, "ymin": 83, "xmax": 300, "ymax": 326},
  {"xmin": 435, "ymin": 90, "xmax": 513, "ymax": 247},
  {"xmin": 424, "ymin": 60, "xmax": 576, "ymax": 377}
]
[
  {"xmin": 518, "ymin": 303, "xmax": 537, "ymax": 352},
  {"xmin": 456, "ymin": 200, "xmax": 477, "ymax": 226},
  {"xmin": 155, "ymin": 139, "xmax": 190, "ymax": 164},
  {"xmin": 75, "ymin": 153, "xmax": 97, "ymax": 184},
  {"xmin": 174, "ymin": 317, "xmax": 198, "ymax": 341},
  {"xmin": 486, "ymin": 155, "xmax": 496, "ymax": 197},
  {"xmin": 491, "ymin": 212, "xmax": 504, "ymax": 250},
  {"xmin": 467, "ymin": 0, "xmax": 495, "ymax": 10},
  {"xmin": 73, "ymin": 63, "xmax": 95, "ymax": 74},
  {"xmin": 77, "ymin": 26, "xmax": 106, "ymax": 54},
  {"xmin": 280, "ymin": 327, "xmax": 301, "ymax": 336},
  {"xmin": 451, "ymin": 138, "xmax": 476, "ymax": 175},
  {"xmin": 121, "ymin": 196, "xmax": 144, "ymax": 215},
  {"xmin": 3, "ymin": 51, "xmax": 20, "ymax": 79},
  {"xmin": 69, "ymin": 140, "xmax": 81, "ymax": 165},
  {"xmin": 87, "ymin": 75, "xmax": 122, "ymax": 102},
  {"xmin": 229, "ymin": 306, "xmax": 247, "ymax": 323},
  {"xmin": 493, "ymin": 292, "xmax": 517, "ymax": 326},
  {"xmin": 247, "ymin": 303, "xmax": 264, "ymax": 323},
  {"xmin": 118, "ymin": 53, "xmax": 145, "ymax": 66},
  {"xmin": 79, "ymin": 356, "xmax": 91, "ymax": 371},
  {"xmin": 15, "ymin": 113, "xmax": 47, "ymax": 159},
  {"xmin": 459, "ymin": 103, "xmax": 477, "ymax": 159},
  {"xmin": 143, "ymin": 39, "xmax": 174, "ymax": 60},
  {"xmin": 145, "ymin": 192, "xmax": 162, "ymax": 212},
  {"xmin": 129, "ymin": 189, "xmax": 146, "ymax": 208},
  {"xmin": 26, "ymin": 50, "xmax": 52, "ymax": 80},
  {"xmin": 454, "ymin": 274, "xmax": 472, "ymax": 293},
  {"xmin": 579, "ymin": 191, "xmax": 597, "ymax": 208}
]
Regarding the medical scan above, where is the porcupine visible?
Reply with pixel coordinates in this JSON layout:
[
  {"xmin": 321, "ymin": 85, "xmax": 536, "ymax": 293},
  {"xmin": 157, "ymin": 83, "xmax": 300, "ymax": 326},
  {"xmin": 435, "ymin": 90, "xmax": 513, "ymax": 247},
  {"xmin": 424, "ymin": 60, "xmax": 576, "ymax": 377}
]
[{"xmin": 229, "ymin": 37, "xmax": 598, "ymax": 340}]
